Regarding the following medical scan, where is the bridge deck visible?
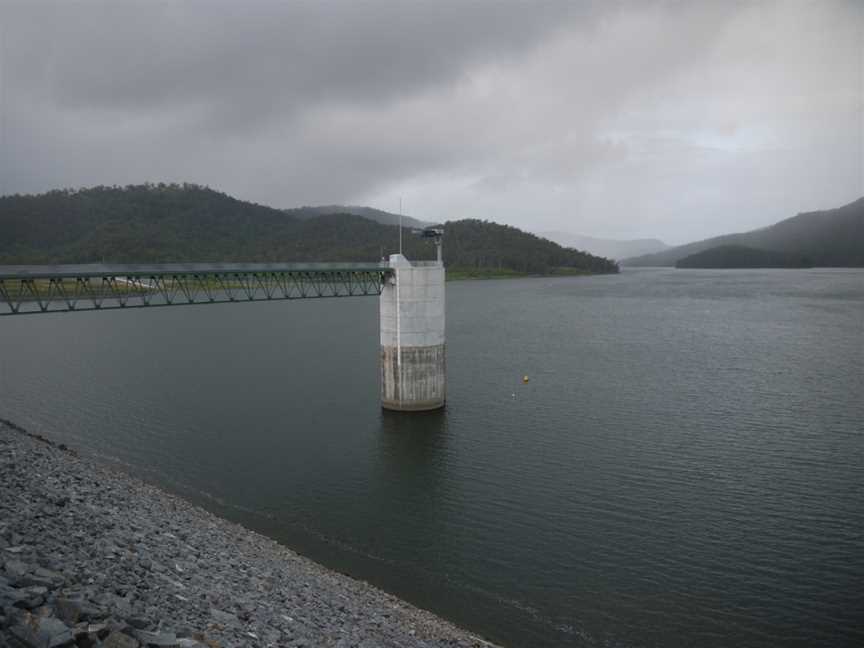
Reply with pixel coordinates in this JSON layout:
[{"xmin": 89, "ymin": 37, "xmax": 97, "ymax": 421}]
[{"xmin": 0, "ymin": 263, "xmax": 393, "ymax": 316}]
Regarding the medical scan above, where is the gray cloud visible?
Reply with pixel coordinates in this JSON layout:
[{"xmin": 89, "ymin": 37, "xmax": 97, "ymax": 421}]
[
  {"xmin": 1, "ymin": 0, "xmax": 861, "ymax": 243},
  {"xmin": 3, "ymin": 2, "xmax": 587, "ymax": 128}
]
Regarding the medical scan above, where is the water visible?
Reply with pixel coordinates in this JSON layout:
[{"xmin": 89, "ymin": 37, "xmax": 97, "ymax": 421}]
[{"xmin": 1, "ymin": 268, "xmax": 862, "ymax": 647}]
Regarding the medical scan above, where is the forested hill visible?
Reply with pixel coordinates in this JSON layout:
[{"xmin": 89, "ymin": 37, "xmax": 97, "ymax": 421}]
[
  {"xmin": 445, "ymin": 219, "xmax": 617, "ymax": 274},
  {"xmin": 622, "ymin": 196, "xmax": 864, "ymax": 267},
  {"xmin": 675, "ymin": 245, "xmax": 814, "ymax": 269},
  {"xmin": 0, "ymin": 184, "xmax": 618, "ymax": 274}
]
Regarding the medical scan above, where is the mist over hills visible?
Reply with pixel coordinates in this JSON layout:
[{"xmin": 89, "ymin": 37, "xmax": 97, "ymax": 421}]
[
  {"xmin": 284, "ymin": 205, "xmax": 432, "ymax": 230},
  {"xmin": 0, "ymin": 184, "xmax": 617, "ymax": 275},
  {"xmin": 537, "ymin": 232, "xmax": 669, "ymax": 261},
  {"xmin": 623, "ymin": 197, "xmax": 864, "ymax": 267}
]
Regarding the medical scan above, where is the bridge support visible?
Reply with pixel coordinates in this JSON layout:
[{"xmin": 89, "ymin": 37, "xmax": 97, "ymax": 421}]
[{"xmin": 379, "ymin": 254, "xmax": 445, "ymax": 411}]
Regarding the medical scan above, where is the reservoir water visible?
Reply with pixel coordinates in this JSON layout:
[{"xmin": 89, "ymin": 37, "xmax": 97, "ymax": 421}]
[{"xmin": 1, "ymin": 268, "xmax": 862, "ymax": 647}]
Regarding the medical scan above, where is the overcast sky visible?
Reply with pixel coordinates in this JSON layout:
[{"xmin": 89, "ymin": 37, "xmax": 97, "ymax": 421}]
[{"xmin": 1, "ymin": 1, "xmax": 861, "ymax": 243}]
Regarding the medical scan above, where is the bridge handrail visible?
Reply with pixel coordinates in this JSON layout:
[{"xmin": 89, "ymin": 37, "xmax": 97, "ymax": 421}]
[{"xmin": 0, "ymin": 262, "xmax": 392, "ymax": 280}]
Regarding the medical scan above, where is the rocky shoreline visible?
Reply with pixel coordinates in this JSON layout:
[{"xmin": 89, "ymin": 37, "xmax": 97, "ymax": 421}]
[{"xmin": 0, "ymin": 420, "xmax": 496, "ymax": 648}]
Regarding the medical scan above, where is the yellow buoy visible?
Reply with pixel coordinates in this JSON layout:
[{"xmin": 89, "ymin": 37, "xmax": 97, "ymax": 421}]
[{"xmin": 522, "ymin": 375, "xmax": 529, "ymax": 383}]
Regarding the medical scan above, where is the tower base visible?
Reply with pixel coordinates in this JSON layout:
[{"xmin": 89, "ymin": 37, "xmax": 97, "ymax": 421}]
[{"xmin": 381, "ymin": 344, "xmax": 446, "ymax": 411}]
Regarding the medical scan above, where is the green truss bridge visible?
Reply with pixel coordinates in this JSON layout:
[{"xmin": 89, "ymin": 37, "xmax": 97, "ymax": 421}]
[{"xmin": 0, "ymin": 263, "xmax": 393, "ymax": 316}]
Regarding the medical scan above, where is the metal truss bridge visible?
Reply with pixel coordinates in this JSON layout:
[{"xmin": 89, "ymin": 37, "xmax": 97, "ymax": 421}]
[{"xmin": 0, "ymin": 263, "xmax": 392, "ymax": 316}]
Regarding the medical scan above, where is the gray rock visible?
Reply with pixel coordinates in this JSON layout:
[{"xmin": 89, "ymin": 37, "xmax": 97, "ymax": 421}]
[
  {"xmin": 54, "ymin": 598, "xmax": 83, "ymax": 625},
  {"xmin": 47, "ymin": 629, "xmax": 75, "ymax": 648},
  {"xmin": 87, "ymin": 623, "xmax": 110, "ymax": 640},
  {"xmin": 127, "ymin": 616, "xmax": 149, "ymax": 630},
  {"xmin": 24, "ymin": 586, "xmax": 48, "ymax": 597},
  {"xmin": 9, "ymin": 613, "xmax": 73, "ymax": 648},
  {"xmin": 79, "ymin": 602, "xmax": 109, "ymax": 622},
  {"xmin": 8, "ymin": 622, "xmax": 42, "ymax": 647},
  {"xmin": 70, "ymin": 620, "xmax": 111, "ymax": 647},
  {"xmin": 103, "ymin": 618, "xmax": 131, "ymax": 635},
  {"xmin": 32, "ymin": 567, "xmax": 65, "ymax": 588},
  {"xmin": 208, "ymin": 608, "xmax": 238, "ymax": 625},
  {"xmin": 3, "ymin": 559, "xmax": 30, "ymax": 581},
  {"xmin": 175, "ymin": 640, "xmax": 206, "ymax": 648},
  {"xmin": 3, "ymin": 546, "xmax": 27, "ymax": 554},
  {"xmin": 12, "ymin": 586, "xmax": 47, "ymax": 610},
  {"xmin": 101, "ymin": 631, "xmax": 140, "ymax": 648},
  {"xmin": 70, "ymin": 622, "xmax": 92, "ymax": 642},
  {"xmin": 0, "ymin": 583, "xmax": 28, "ymax": 606},
  {"xmin": 132, "ymin": 630, "xmax": 177, "ymax": 647},
  {"xmin": 16, "ymin": 574, "xmax": 55, "ymax": 589}
]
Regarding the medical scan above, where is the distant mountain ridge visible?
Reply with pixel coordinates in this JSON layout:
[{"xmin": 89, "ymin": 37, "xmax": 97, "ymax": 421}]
[
  {"xmin": 285, "ymin": 205, "xmax": 432, "ymax": 229},
  {"xmin": 537, "ymin": 231, "xmax": 669, "ymax": 261},
  {"xmin": 622, "ymin": 197, "xmax": 864, "ymax": 267},
  {"xmin": 0, "ymin": 183, "xmax": 618, "ymax": 275}
]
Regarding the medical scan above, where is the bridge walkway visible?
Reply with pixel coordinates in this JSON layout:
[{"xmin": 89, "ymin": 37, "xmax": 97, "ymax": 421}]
[{"xmin": 0, "ymin": 263, "xmax": 392, "ymax": 315}]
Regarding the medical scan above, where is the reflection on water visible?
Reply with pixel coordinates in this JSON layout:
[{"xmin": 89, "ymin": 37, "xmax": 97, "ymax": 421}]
[{"xmin": 376, "ymin": 409, "xmax": 450, "ymax": 528}]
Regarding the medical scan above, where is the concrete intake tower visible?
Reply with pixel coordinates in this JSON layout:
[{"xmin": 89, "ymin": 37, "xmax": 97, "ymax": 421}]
[{"xmin": 379, "ymin": 254, "xmax": 446, "ymax": 411}]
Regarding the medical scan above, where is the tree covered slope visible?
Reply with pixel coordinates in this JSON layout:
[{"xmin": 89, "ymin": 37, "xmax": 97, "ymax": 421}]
[
  {"xmin": 0, "ymin": 184, "xmax": 618, "ymax": 275},
  {"xmin": 675, "ymin": 245, "xmax": 813, "ymax": 269}
]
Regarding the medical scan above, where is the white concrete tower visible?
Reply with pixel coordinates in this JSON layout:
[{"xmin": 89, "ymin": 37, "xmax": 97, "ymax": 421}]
[{"xmin": 379, "ymin": 254, "xmax": 446, "ymax": 411}]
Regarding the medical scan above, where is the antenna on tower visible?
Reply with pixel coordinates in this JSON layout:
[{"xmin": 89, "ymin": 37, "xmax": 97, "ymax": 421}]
[{"xmin": 399, "ymin": 196, "xmax": 403, "ymax": 255}]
